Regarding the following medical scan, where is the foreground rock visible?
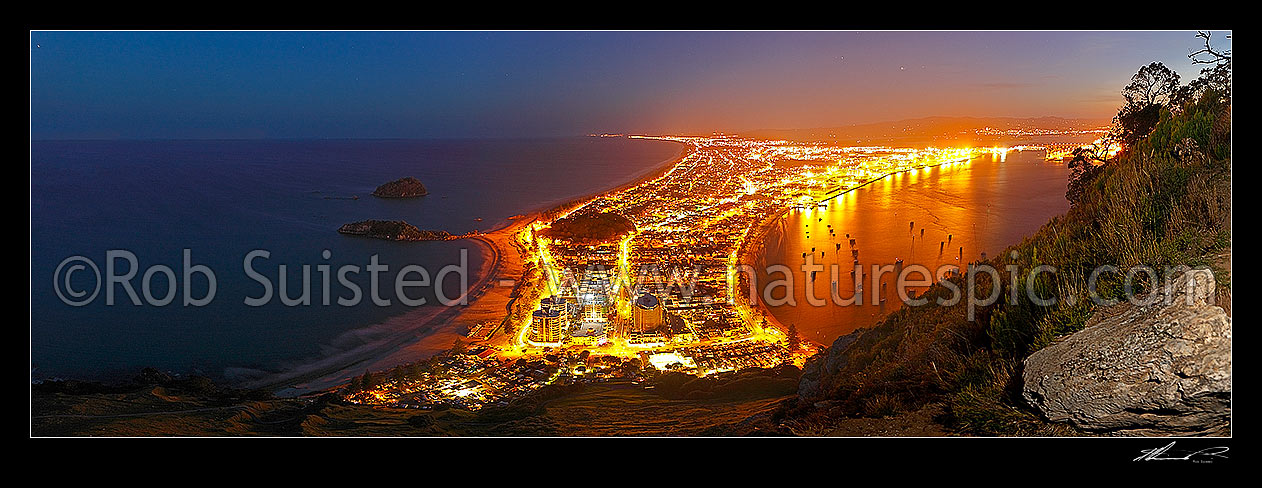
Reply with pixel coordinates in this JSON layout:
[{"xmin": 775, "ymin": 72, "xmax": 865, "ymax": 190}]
[
  {"xmin": 338, "ymin": 220, "xmax": 455, "ymax": 241},
  {"xmin": 796, "ymin": 328, "xmax": 863, "ymax": 401},
  {"xmin": 1022, "ymin": 268, "xmax": 1231, "ymax": 436},
  {"xmin": 372, "ymin": 177, "xmax": 428, "ymax": 198}
]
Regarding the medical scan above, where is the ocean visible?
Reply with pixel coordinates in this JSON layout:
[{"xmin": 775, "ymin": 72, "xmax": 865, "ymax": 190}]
[{"xmin": 31, "ymin": 137, "xmax": 683, "ymax": 382}]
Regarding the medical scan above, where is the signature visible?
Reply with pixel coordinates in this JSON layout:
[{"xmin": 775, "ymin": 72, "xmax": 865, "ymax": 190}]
[{"xmin": 1134, "ymin": 441, "xmax": 1229, "ymax": 462}]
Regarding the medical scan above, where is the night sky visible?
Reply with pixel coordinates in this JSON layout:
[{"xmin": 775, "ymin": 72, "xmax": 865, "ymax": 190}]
[{"xmin": 30, "ymin": 31, "xmax": 1223, "ymax": 139}]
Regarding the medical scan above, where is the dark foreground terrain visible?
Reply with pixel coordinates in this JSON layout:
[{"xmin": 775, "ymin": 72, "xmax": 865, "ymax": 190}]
[{"xmin": 33, "ymin": 366, "xmax": 812, "ymax": 436}]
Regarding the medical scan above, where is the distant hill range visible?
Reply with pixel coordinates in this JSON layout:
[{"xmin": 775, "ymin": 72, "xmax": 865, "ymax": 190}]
[{"xmin": 736, "ymin": 116, "xmax": 1111, "ymax": 146}]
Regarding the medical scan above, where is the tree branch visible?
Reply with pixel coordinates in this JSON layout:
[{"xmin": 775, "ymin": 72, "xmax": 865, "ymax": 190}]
[{"xmin": 1189, "ymin": 31, "xmax": 1231, "ymax": 66}]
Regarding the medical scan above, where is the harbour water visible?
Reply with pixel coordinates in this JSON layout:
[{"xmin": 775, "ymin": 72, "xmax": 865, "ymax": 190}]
[{"xmin": 753, "ymin": 149, "xmax": 1072, "ymax": 345}]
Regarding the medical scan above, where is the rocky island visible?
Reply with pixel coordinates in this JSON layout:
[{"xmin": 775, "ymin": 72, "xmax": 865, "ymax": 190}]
[
  {"xmin": 372, "ymin": 177, "xmax": 429, "ymax": 198},
  {"xmin": 337, "ymin": 220, "xmax": 457, "ymax": 241}
]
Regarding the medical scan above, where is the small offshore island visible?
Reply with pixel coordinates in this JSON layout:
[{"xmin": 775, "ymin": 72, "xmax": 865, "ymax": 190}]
[
  {"xmin": 330, "ymin": 136, "xmax": 990, "ymax": 416},
  {"xmin": 372, "ymin": 177, "xmax": 429, "ymax": 198},
  {"xmin": 29, "ymin": 31, "xmax": 1232, "ymax": 439}
]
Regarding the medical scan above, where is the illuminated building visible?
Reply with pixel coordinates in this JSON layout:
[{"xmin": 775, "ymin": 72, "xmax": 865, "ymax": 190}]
[
  {"xmin": 578, "ymin": 265, "xmax": 613, "ymax": 317},
  {"xmin": 647, "ymin": 351, "xmax": 696, "ymax": 371},
  {"xmin": 539, "ymin": 295, "xmax": 574, "ymax": 323},
  {"xmin": 527, "ymin": 310, "xmax": 562, "ymax": 342},
  {"xmin": 631, "ymin": 292, "xmax": 665, "ymax": 333},
  {"xmin": 569, "ymin": 319, "xmax": 607, "ymax": 346}
]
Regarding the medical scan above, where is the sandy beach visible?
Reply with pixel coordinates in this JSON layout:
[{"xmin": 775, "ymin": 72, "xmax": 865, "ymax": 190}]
[
  {"xmin": 252, "ymin": 143, "xmax": 976, "ymax": 395},
  {"xmin": 250, "ymin": 139, "xmax": 689, "ymax": 396},
  {"xmin": 247, "ymin": 215, "xmax": 531, "ymax": 396}
]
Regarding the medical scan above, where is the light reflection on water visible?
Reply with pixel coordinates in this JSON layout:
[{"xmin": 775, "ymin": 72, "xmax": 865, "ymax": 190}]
[{"xmin": 754, "ymin": 150, "xmax": 1070, "ymax": 345}]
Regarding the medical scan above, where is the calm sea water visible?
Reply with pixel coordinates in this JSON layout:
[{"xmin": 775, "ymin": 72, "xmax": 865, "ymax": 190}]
[
  {"xmin": 31, "ymin": 137, "xmax": 682, "ymax": 381},
  {"xmin": 755, "ymin": 150, "xmax": 1072, "ymax": 345}
]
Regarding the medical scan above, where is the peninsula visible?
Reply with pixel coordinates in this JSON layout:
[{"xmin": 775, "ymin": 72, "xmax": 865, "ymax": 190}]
[{"xmin": 337, "ymin": 220, "xmax": 470, "ymax": 241}]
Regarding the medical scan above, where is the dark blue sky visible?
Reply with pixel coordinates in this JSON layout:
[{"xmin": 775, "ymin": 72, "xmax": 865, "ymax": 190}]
[{"xmin": 30, "ymin": 31, "xmax": 1223, "ymax": 139}]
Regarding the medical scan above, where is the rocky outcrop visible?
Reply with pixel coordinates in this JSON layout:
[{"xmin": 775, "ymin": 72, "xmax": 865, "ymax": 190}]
[
  {"xmin": 541, "ymin": 212, "xmax": 635, "ymax": 244},
  {"xmin": 372, "ymin": 177, "xmax": 428, "ymax": 198},
  {"xmin": 337, "ymin": 220, "xmax": 455, "ymax": 241},
  {"xmin": 796, "ymin": 328, "xmax": 865, "ymax": 401},
  {"xmin": 1022, "ymin": 268, "xmax": 1230, "ymax": 436}
]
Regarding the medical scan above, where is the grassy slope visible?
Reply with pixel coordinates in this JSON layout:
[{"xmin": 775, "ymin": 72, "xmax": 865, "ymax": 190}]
[{"xmin": 785, "ymin": 94, "xmax": 1231, "ymax": 436}]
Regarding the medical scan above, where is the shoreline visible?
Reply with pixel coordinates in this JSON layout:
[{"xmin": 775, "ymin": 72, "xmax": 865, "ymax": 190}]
[
  {"xmin": 736, "ymin": 206, "xmax": 796, "ymax": 340},
  {"xmin": 518, "ymin": 138, "xmax": 690, "ymax": 222},
  {"xmin": 251, "ymin": 138, "xmax": 689, "ymax": 396},
  {"xmin": 247, "ymin": 212, "xmax": 531, "ymax": 396},
  {"xmin": 735, "ymin": 155, "xmax": 978, "ymax": 347}
]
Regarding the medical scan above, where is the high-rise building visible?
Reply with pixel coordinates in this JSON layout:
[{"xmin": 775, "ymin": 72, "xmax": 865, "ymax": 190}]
[
  {"xmin": 530, "ymin": 308, "xmax": 562, "ymax": 343},
  {"xmin": 578, "ymin": 265, "xmax": 613, "ymax": 317},
  {"xmin": 530, "ymin": 296, "xmax": 570, "ymax": 344},
  {"xmin": 539, "ymin": 295, "xmax": 572, "ymax": 322},
  {"xmin": 632, "ymin": 292, "xmax": 665, "ymax": 334}
]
